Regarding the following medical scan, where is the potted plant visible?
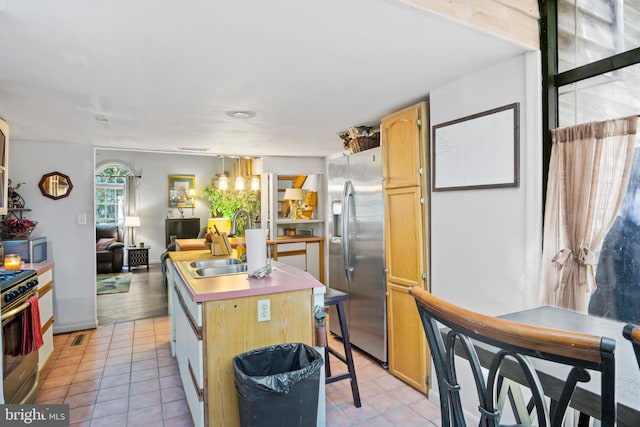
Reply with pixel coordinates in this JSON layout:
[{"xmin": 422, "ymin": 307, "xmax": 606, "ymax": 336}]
[{"xmin": 202, "ymin": 186, "xmax": 260, "ymax": 237}]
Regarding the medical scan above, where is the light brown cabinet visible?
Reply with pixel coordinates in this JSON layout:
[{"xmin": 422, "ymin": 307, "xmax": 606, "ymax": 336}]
[
  {"xmin": 384, "ymin": 186, "xmax": 425, "ymax": 287},
  {"xmin": 381, "ymin": 101, "xmax": 430, "ymax": 394},
  {"xmin": 386, "ymin": 282, "xmax": 429, "ymax": 390},
  {"xmin": 382, "ymin": 105, "xmax": 424, "ymax": 189}
]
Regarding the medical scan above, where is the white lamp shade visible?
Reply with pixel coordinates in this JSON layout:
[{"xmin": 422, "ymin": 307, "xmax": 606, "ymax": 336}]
[
  {"xmin": 218, "ymin": 175, "xmax": 228, "ymax": 190},
  {"xmin": 235, "ymin": 176, "xmax": 245, "ymax": 191},
  {"xmin": 250, "ymin": 176, "xmax": 260, "ymax": 191},
  {"xmin": 124, "ymin": 216, "xmax": 141, "ymax": 227},
  {"xmin": 283, "ymin": 188, "xmax": 304, "ymax": 201},
  {"xmin": 188, "ymin": 188, "xmax": 197, "ymax": 197}
]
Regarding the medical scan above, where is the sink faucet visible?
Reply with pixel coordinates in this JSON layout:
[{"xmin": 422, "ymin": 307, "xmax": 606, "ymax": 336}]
[{"xmin": 229, "ymin": 209, "xmax": 252, "ymax": 237}]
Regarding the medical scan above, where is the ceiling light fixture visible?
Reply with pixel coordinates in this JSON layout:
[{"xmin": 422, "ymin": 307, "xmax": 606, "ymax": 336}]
[
  {"xmin": 178, "ymin": 147, "xmax": 210, "ymax": 152},
  {"xmin": 226, "ymin": 111, "xmax": 256, "ymax": 119}
]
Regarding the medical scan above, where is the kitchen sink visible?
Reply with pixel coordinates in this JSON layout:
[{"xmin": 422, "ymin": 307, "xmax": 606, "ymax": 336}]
[
  {"xmin": 182, "ymin": 259, "xmax": 248, "ymax": 278},
  {"xmin": 194, "ymin": 264, "xmax": 248, "ymax": 277},
  {"xmin": 189, "ymin": 258, "xmax": 242, "ymax": 269}
]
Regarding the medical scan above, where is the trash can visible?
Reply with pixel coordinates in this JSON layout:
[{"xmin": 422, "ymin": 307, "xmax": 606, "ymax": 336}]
[{"xmin": 233, "ymin": 343, "xmax": 323, "ymax": 427}]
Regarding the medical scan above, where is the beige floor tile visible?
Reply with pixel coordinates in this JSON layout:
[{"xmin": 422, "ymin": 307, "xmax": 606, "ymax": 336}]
[{"xmin": 38, "ymin": 310, "xmax": 441, "ymax": 426}]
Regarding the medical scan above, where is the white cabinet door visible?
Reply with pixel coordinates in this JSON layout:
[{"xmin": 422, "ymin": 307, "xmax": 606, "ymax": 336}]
[
  {"xmin": 277, "ymin": 242, "xmax": 306, "ymax": 271},
  {"xmin": 305, "ymin": 241, "xmax": 321, "ymax": 280},
  {"xmin": 173, "ymin": 281, "xmax": 204, "ymax": 427}
]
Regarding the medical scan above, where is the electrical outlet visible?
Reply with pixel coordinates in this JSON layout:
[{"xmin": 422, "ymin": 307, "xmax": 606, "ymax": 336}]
[{"xmin": 257, "ymin": 299, "xmax": 270, "ymax": 322}]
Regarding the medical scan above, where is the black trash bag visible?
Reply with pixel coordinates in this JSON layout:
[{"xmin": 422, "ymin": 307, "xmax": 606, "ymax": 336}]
[{"xmin": 233, "ymin": 343, "xmax": 323, "ymax": 427}]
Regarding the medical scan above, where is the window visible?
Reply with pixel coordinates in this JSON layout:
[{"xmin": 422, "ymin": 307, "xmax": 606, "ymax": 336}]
[
  {"xmin": 557, "ymin": 0, "xmax": 640, "ymax": 73},
  {"xmin": 543, "ymin": 0, "xmax": 640, "ymax": 323},
  {"xmin": 95, "ymin": 165, "xmax": 131, "ymax": 226},
  {"xmin": 558, "ymin": 63, "xmax": 640, "ymax": 127}
]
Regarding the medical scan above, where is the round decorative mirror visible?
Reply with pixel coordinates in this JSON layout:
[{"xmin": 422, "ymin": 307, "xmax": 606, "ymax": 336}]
[{"xmin": 39, "ymin": 172, "xmax": 73, "ymax": 200}]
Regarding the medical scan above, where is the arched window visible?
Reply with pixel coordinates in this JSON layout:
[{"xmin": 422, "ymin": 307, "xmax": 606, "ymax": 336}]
[{"xmin": 95, "ymin": 164, "xmax": 132, "ymax": 226}]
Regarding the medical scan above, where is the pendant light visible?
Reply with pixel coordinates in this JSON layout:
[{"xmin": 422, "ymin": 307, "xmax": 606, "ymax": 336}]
[
  {"xmin": 235, "ymin": 158, "xmax": 245, "ymax": 191},
  {"xmin": 250, "ymin": 176, "xmax": 260, "ymax": 191},
  {"xmin": 218, "ymin": 157, "xmax": 228, "ymax": 190}
]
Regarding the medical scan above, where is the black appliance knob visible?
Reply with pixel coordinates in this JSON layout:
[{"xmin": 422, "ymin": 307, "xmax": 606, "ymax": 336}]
[
  {"xmin": 4, "ymin": 293, "xmax": 13, "ymax": 302},
  {"xmin": 19, "ymin": 285, "xmax": 26, "ymax": 293}
]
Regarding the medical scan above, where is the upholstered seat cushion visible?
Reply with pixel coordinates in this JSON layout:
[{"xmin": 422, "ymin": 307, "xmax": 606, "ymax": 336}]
[{"xmin": 96, "ymin": 238, "xmax": 116, "ymax": 251}]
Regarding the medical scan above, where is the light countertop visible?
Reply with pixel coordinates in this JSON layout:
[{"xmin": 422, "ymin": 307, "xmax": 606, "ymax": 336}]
[
  {"xmin": 0, "ymin": 260, "xmax": 54, "ymax": 275},
  {"xmin": 175, "ymin": 236, "xmax": 324, "ymax": 251},
  {"xmin": 169, "ymin": 250, "xmax": 324, "ymax": 303}
]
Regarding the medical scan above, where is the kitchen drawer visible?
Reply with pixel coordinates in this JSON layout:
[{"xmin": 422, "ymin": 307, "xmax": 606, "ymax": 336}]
[
  {"xmin": 277, "ymin": 242, "xmax": 306, "ymax": 252},
  {"xmin": 187, "ymin": 329, "xmax": 204, "ymax": 389},
  {"xmin": 171, "ymin": 265, "xmax": 203, "ymax": 327},
  {"xmin": 38, "ymin": 269, "xmax": 53, "ymax": 286},
  {"xmin": 38, "ymin": 287, "xmax": 54, "ymax": 327}
]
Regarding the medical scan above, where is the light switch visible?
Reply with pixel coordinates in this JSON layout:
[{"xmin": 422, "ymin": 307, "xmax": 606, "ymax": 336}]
[{"xmin": 78, "ymin": 213, "xmax": 87, "ymax": 225}]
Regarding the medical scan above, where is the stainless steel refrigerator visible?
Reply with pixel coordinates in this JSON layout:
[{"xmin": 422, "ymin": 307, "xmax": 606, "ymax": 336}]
[{"xmin": 327, "ymin": 146, "xmax": 387, "ymax": 363}]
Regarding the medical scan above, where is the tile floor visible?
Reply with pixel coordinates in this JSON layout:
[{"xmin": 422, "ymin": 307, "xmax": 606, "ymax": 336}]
[{"xmin": 34, "ymin": 316, "xmax": 442, "ymax": 426}]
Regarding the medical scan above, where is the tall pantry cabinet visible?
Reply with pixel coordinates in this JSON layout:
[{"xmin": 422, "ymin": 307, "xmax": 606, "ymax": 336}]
[{"xmin": 381, "ymin": 102, "xmax": 430, "ymax": 394}]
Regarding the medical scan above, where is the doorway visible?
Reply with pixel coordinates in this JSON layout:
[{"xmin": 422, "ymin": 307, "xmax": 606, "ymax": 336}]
[{"xmin": 95, "ymin": 163, "xmax": 166, "ymax": 324}]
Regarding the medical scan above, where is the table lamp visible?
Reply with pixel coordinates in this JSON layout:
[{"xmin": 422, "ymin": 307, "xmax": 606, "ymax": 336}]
[
  {"xmin": 188, "ymin": 188, "xmax": 197, "ymax": 217},
  {"xmin": 124, "ymin": 216, "xmax": 141, "ymax": 247},
  {"xmin": 283, "ymin": 188, "xmax": 305, "ymax": 219}
]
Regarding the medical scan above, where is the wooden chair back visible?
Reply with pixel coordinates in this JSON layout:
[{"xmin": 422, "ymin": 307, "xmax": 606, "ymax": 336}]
[
  {"xmin": 623, "ymin": 323, "xmax": 640, "ymax": 370},
  {"xmin": 409, "ymin": 286, "xmax": 616, "ymax": 427}
]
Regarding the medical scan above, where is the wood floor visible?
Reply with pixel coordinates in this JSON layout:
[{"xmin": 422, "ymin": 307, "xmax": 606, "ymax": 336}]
[{"xmin": 97, "ymin": 264, "xmax": 168, "ymax": 325}]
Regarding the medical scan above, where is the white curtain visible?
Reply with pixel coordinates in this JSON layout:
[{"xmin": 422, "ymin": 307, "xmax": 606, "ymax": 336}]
[
  {"xmin": 541, "ymin": 116, "xmax": 638, "ymax": 312},
  {"xmin": 125, "ymin": 175, "xmax": 140, "ymax": 244}
]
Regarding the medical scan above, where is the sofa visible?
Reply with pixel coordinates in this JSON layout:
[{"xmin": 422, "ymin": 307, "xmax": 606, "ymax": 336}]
[{"xmin": 96, "ymin": 224, "xmax": 125, "ymax": 273}]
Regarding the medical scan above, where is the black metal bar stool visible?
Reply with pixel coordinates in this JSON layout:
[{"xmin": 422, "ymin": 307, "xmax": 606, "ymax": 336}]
[{"xmin": 324, "ymin": 288, "xmax": 361, "ymax": 407}]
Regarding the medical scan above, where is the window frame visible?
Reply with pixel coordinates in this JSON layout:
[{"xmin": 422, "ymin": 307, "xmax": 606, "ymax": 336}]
[{"xmin": 95, "ymin": 164, "xmax": 132, "ymax": 226}]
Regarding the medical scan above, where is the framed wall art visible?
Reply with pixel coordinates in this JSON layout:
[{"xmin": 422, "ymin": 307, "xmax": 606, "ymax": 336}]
[
  {"xmin": 432, "ymin": 103, "xmax": 520, "ymax": 191},
  {"xmin": 168, "ymin": 174, "xmax": 195, "ymax": 208}
]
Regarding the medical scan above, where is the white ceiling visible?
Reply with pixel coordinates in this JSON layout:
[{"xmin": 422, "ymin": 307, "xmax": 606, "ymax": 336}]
[{"xmin": 0, "ymin": 0, "xmax": 527, "ymax": 158}]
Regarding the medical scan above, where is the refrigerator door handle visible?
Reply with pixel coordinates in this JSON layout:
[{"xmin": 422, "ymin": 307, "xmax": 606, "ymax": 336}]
[{"xmin": 342, "ymin": 180, "xmax": 355, "ymax": 279}]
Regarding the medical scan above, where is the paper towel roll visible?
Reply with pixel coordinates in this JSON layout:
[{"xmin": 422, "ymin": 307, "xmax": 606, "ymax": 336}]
[{"xmin": 245, "ymin": 229, "xmax": 267, "ymax": 275}]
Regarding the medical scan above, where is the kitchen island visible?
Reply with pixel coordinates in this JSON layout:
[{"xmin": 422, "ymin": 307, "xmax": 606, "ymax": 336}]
[{"xmin": 167, "ymin": 250, "xmax": 325, "ymax": 427}]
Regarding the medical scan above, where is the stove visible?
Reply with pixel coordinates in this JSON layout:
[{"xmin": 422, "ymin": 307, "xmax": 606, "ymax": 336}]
[
  {"xmin": 1, "ymin": 268, "xmax": 40, "ymax": 404},
  {"xmin": 0, "ymin": 269, "xmax": 38, "ymax": 311}
]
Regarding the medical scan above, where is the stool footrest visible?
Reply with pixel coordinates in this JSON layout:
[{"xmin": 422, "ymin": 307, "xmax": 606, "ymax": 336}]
[
  {"xmin": 326, "ymin": 373, "xmax": 352, "ymax": 384},
  {"xmin": 327, "ymin": 347, "xmax": 347, "ymax": 365}
]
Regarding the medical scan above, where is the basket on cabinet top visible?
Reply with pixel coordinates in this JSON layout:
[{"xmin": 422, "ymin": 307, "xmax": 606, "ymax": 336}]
[{"xmin": 339, "ymin": 126, "xmax": 380, "ymax": 153}]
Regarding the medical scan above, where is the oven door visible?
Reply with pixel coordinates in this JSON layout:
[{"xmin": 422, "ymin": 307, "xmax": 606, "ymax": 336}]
[{"xmin": 2, "ymin": 294, "xmax": 39, "ymax": 404}]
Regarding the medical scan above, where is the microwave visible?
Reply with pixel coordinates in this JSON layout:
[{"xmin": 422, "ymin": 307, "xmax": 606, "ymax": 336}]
[{"xmin": 1, "ymin": 236, "xmax": 47, "ymax": 263}]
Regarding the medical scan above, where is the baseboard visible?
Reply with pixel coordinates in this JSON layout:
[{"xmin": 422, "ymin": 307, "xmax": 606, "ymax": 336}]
[{"xmin": 53, "ymin": 321, "xmax": 98, "ymax": 334}]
